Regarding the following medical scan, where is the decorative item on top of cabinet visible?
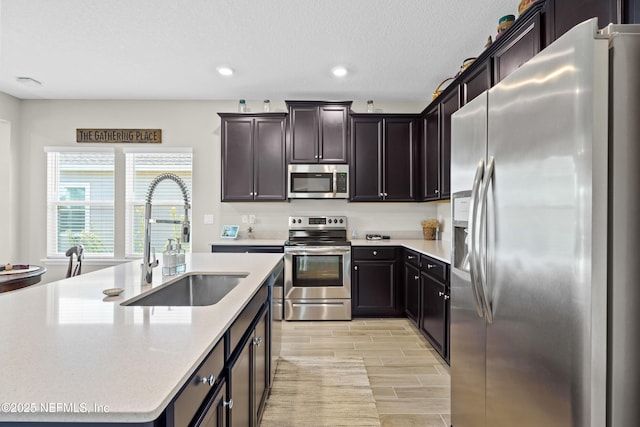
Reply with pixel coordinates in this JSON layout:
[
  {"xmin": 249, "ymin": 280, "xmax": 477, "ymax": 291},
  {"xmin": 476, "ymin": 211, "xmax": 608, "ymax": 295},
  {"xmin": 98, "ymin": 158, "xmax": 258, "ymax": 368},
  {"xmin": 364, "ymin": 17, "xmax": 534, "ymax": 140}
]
[
  {"xmin": 286, "ymin": 101, "xmax": 352, "ymax": 164},
  {"xmin": 219, "ymin": 113, "xmax": 287, "ymax": 202},
  {"xmin": 350, "ymin": 114, "xmax": 418, "ymax": 202}
]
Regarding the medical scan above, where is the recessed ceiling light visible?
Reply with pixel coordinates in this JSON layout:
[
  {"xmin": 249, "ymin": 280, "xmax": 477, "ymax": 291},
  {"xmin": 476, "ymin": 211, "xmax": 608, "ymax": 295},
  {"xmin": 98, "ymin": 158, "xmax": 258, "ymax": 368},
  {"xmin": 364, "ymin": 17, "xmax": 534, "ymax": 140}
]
[
  {"xmin": 16, "ymin": 76, "xmax": 42, "ymax": 87},
  {"xmin": 331, "ymin": 66, "xmax": 348, "ymax": 77},
  {"xmin": 217, "ymin": 66, "xmax": 234, "ymax": 76}
]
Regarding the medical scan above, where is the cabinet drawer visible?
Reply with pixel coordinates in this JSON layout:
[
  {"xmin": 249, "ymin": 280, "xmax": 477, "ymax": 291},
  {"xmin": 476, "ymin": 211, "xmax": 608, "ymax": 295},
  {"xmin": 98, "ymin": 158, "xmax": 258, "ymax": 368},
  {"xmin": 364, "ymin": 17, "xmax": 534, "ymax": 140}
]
[
  {"xmin": 229, "ymin": 284, "xmax": 268, "ymax": 355},
  {"xmin": 404, "ymin": 249, "xmax": 420, "ymax": 267},
  {"xmin": 352, "ymin": 247, "xmax": 396, "ymax": 260},
  {"xmin": 421, "ymin": 255, "xmax": 448, "ymax": 282},
  {"xmin": 173, "ymin": 338, "xmax": 225, "ymax": 427}
]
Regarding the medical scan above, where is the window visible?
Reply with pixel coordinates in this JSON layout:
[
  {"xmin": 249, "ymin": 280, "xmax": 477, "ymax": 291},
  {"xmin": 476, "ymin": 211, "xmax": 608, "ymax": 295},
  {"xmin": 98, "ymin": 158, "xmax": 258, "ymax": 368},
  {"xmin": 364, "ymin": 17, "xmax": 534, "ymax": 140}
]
[
  {"xmin": 125, "ymin": 149, "xmax": 192, "ymax": 257},
  {"xmin": 46, "ymin": 148, "xmax": 115, "ymax": 257},
  {"xmin": 45, "ymin": 147, "xmax": 193, "ymax": 260}
]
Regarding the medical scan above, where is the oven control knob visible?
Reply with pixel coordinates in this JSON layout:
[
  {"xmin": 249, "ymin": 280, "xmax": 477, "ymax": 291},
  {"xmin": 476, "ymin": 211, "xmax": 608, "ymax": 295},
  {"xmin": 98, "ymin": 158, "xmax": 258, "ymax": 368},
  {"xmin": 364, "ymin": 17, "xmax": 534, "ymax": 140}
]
[
  {"xmin": 297, "ymin": 219, "xmax": 302, "ymax": 224},
  {"xmin": 328, "ymin": 219, "xmax": 333, "ymax": 224},
  {"xmin": 339, "ymin": 219, "xmax": 344, "ymax": 224}
]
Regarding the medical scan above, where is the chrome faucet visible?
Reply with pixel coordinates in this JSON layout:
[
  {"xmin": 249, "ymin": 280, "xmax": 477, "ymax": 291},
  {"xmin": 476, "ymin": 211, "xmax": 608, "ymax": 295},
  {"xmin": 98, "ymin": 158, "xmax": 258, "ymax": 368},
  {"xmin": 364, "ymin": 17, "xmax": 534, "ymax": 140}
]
[{"xmin": 141, "ymin": 173, "xmax": 191, "ymax": 286}]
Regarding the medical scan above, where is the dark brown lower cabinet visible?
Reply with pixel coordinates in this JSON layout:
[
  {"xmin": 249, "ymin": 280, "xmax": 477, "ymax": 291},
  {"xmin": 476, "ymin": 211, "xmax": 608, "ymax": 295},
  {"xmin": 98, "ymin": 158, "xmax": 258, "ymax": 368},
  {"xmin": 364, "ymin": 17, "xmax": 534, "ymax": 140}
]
[
  {"xmin": 352, "ymin": 247, "xmax": 402, "ymax": 316},
  {"xmin": 228, "ymin": 307, "xmax": 269, "ymax": 427},
  {"xmin": 404, "ymin": 262, "xmax": 420, "ymax": 323},
  {"xmin": 420, "ymin": 272, "xmax": 448, "ymax": 359},
  {"xmin": 195, "ymin": 380, "xmax": 227, "ymax": 427}
]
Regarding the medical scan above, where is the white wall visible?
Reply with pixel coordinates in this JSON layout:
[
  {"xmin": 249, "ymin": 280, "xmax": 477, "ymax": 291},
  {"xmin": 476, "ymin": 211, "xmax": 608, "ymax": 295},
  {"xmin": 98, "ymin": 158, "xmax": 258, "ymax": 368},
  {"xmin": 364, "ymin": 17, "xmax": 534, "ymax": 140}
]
[
  {"xmin": 0, "ymin": 92, "xmax": 22, "ymax": 263},
  {"xmin": 17, "ymin": 98, "xmax": 445, "ymax": 282}
]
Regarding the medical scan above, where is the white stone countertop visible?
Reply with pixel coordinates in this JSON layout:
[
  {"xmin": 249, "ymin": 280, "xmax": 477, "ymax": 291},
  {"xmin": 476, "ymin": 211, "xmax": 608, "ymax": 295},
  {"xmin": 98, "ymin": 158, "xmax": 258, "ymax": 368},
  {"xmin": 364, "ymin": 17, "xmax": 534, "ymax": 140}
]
[
  {"xmin": 350, "ymin": 239, "xmax": 451, "ymax": 264},
  {"xmin": 0, "ymin": 252, "xmax": 283, "ymax": 424},
  {"xmin": 210, "ymin": 239, "xmax": 450, "ymax": 263}
]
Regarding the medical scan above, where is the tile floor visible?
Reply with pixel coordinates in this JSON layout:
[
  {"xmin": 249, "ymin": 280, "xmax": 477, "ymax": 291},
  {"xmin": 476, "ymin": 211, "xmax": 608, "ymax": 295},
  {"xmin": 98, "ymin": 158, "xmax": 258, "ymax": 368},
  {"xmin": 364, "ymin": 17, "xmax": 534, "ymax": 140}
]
[{"xmin": 264, "ymin": 318, "xmax": 451, "ymax": 427}]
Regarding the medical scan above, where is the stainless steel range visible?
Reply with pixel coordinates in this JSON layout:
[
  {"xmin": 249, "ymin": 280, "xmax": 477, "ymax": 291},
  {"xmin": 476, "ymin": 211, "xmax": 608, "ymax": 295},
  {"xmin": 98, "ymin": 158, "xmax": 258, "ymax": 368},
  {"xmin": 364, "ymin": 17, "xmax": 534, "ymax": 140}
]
[{"xmin": 284, "ymin": 216, "xmax": 351, "ymax": 321}]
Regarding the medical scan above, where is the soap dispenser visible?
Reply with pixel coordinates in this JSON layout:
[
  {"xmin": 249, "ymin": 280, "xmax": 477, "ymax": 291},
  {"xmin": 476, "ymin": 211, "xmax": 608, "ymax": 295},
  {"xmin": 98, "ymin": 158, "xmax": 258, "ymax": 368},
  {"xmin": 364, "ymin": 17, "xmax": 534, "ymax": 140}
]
[
  {"xmin": 162, "ymin": 239, "xmax": 177, "ymax": 276},
  {"xmin": 175, "ymin": 238, "xmax": 186, "ymax": 273}
]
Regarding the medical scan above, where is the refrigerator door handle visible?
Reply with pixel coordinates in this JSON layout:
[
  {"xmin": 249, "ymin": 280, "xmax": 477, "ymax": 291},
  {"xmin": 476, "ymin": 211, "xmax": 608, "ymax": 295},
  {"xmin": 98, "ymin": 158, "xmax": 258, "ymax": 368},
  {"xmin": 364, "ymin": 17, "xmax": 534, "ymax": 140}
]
[
  {"xmin": 477, "ymin": 156, "xmax": 495, "ymax": 324},
  {"xmin": 469, "ymin": 159, "xmax": 485, "ymax": 318}
]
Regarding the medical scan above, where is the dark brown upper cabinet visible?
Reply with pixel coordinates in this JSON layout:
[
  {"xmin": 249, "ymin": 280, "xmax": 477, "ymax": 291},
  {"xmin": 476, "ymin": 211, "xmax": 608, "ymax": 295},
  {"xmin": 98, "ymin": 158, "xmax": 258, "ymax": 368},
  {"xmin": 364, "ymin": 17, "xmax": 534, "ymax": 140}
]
[
  {"xmin": 420, "ymin": 105, "xmax": 440, "ymax": 201},
  {"xmin": 462, "ymin": 60, "xmax": 491, "ymax": 106},
  {"xmin": 350, "ymin": 114, "xmax": 418, "ymax": 202},
  {"xmin": 219, "ymin": 113, "xmax": 287, "ymax": 202},
  {"xmin": 286, "ymin": 101, "xmax": 351, "ymax": 164},
  {"xmin": 492, "ymin": 10, "xmax": 542, "ymax": 84}
]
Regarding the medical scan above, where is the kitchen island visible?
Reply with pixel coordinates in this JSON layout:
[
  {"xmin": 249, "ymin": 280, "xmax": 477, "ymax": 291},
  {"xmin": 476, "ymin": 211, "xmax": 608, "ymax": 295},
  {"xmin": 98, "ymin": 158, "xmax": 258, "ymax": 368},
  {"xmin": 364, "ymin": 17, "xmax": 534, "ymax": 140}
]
[{"xmin": 0, "ymin": 252, "xmax": 283, "ymax": 425}]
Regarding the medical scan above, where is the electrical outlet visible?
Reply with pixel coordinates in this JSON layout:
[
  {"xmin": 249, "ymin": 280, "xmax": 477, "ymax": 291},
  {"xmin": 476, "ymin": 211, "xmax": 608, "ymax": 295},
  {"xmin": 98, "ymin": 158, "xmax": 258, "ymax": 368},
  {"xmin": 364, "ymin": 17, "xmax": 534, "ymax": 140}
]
[
  {"xmin": 248, "ymin": 214, "xmax": 256, "ymax": 224},
  {"xmin": 241, "ymin": 215, "xmax": 248, "ymax": 224},
  {"xmin": 204, "ymin": 214, "xmax": 214, "ymax": 225}
]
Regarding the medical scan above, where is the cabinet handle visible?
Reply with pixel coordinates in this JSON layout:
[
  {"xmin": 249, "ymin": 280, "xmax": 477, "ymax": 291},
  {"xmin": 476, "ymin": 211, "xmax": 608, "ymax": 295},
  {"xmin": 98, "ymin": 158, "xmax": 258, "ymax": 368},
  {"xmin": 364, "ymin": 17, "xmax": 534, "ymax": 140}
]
[
  {"xmin": 407, "ymin": 255, "xmax": 416, "ymax": 260},
  {"xmin": 354, "ymin": 265, "xmax": 358, "ymax": 271},
  {"xmin": 435, "ymin": 189, "xmax": 439, "ymax": 194},
  {"xmin": 444, "ymin": 295, "xmax": 450, "ymax": 300},
  {"xmin": 253, "ymin": 336, "xmax": 263, "ymax": 346},
  {"xmin": 373, "ymin": 251, "xmax": 377, "ymax": 256},
  {"xmin": 414, "ymin": 276, "xmax": 420, "ymax": 280},
  {"xmin": 314, "ymin": 155, "xmax": 318, "ymax": 159},
  {"xmin": 199, "ymin": 374, "xmax": 216, "ymax": 387},
  {"xmin": 384, "ymin": 192, "xmax": 388, "ymax": 197},
  {"xmin": 439, "ymin": 291, "xmax": 444, "ymax": 297},
  {"xmin": 427, "ymin": 264, "xmax": 436, "ymax": 269},
  {"xmin": 224, "ymin": 399, "xmax": 234, "ymax": 409}
]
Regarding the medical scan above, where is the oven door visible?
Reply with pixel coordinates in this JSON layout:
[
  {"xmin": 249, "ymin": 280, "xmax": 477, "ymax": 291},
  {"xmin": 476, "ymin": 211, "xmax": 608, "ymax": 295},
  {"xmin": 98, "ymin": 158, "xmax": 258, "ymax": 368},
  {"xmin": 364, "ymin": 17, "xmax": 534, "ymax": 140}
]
[{"xmin": 284, "ymin": 246, "xmax": 351, "ymax": 300}]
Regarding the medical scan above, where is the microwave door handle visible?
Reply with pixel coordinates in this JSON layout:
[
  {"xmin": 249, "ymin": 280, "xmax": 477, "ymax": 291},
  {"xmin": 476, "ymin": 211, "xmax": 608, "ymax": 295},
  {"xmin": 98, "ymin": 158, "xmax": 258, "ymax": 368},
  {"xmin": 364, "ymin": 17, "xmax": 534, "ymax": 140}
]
[{"xmin": 333, "ymin": 170, "xmax": 337, "ymax": 197}]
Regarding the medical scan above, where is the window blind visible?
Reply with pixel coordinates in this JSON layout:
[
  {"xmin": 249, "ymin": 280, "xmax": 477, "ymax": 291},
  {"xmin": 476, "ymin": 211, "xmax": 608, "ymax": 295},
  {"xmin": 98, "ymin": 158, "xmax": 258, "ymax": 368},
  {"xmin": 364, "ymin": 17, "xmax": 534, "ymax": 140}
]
[
  {"xmin": 46, "ymin": 150, "xmax": 115, "ymax": 257},
  {"xmin": 125, "ymin": 151, "xmax": 193, "ymax": 257}
]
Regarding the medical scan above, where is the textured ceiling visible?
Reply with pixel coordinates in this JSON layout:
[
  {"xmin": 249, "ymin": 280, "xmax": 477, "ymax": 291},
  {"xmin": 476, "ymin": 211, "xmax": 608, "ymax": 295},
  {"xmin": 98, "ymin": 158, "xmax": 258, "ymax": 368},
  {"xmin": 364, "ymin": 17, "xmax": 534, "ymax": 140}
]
[{"xmin": 0, "ymin": 0, "xmax": 518, "ymax": 101}]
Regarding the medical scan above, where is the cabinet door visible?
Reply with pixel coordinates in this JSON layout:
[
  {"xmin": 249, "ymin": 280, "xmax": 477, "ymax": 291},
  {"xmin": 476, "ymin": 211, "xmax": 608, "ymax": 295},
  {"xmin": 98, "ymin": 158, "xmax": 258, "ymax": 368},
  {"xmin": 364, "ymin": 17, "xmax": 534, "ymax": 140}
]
[
  {"xmin": 254, "ymin": 117, "xmax": 286, "ymax": 201},
  {"xmin": 420, "ymin": 273, "xmax": 446, "ymax": 357},
  {"xmin": 352, "ymin": 260, "xmax": 397, "ymax": 316},
  {"xmin": 439, "ymin": 88, "xmax": 459, "ymax": 199},
  {"xmin": 462, "ymin": 61, "xmax": 491, "ymax": 105},
  {"xmin": 222, "ymin": 117, "xmax": 254, "ymax": 201},
  {"xmin": 493, "ymin": 11, "xmax": 541, "ymax": 84},
  {"xmin": 252, "ymin": 309, "xmax": 269, "ymax": 426},
  {"xmin": 197, "ymin": 380, "xmax": 227, "ymax": 427},
  {"xmin": 421, "ymin": 107, "xmax": 440, "ymax": 201},
  {"xmin": 384, "ymin": 117, "xmax": 416, "ymax": 201},
  {"xmin": 229, "ymin": 338, "xmax": 252, "ymax": 427},
  {"xmin": 289, "ymin": 106, "xmax": 319, "ymax": 163},
  {"xmin": 404, "ymin": 262, "xmax": 420, "ymax": 325},
  {"xmin": 350, "ymin": 117, "xmax": 383, "ymax": 201},
  {"xmin": 319, "ymin": 105, "xmax": 349, "ymax": 163}
]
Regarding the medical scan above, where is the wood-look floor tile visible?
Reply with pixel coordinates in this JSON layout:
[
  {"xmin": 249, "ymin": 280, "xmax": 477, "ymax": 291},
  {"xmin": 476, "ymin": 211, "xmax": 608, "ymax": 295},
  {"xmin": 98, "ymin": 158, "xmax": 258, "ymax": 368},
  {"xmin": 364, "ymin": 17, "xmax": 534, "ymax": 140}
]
[
  {"xmin": 375, "ymin": 398, "xmax": 450, "ymax": 414},
  {"xmin": 363, "ymin": 356, "xmax": 384, "ymax": 366},
  {"xmin": 441, "ymin": 413, "xmax": 451, "ymax": 425},
  {"xmin": 380, "ymin": 356, "xmax": 440, "ymax": 366},
  {"xmin": 401, "ymin": 348, "xmax": 440, "ymax": 357},
  {"xmin": 366, "ymin": 365, "xmax": 440, "ymax": 376},
  {"xmin": 279, "ymin": 349, "xmax": 335, "ymax": 357},
  {"xmin": 435, "ymin": 364, "xmax": 450, "ymax": 375},
  {"xmin": 416, "ymin": 374, "xmax": 451, "ymax": 386},
  {"xmin": 310, "ymin": 335, "xmax": 373, "ymax": 343},
  {"xmin": 371, "ymin": 387, "xmax": 397, "ymax": 399},
  {"xmin": 355, "ymin": 342, "xmax": 422, "ymax": 350},
  {"xmin": 393, "ymin": 386, "xmax": 450, "ymax": 399},
  {"xmin": 333, "ymin": 329, "xmax": 393, "ymax": 337},
  {"xmin": 368, "ymin": 375, "xmax": 422, "ymax": 387},
  {"xmin": 334, "ymin": 349, "xmax": 406, "ymax": 357},
  {"xmin": 379, "ymin": 414, "xmax": 447, "ymax": 427}
]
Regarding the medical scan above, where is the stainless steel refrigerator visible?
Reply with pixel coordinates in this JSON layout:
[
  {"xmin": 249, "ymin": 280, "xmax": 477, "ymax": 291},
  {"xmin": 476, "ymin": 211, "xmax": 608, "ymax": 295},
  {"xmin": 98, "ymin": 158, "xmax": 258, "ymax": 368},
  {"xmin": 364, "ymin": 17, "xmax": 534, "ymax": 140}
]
[{"xmin": 450, "ymin": 18, "xmax": 640, "ymax": 427}]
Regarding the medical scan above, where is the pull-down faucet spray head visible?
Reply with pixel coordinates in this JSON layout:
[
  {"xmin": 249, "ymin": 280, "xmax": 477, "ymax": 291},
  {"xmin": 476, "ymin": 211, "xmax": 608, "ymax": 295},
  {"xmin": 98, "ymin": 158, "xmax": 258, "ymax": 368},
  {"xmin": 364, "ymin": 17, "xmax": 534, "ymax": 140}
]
[{"xmin": 141, "ymin": 173, "xmax": 191, "ymax": 285}]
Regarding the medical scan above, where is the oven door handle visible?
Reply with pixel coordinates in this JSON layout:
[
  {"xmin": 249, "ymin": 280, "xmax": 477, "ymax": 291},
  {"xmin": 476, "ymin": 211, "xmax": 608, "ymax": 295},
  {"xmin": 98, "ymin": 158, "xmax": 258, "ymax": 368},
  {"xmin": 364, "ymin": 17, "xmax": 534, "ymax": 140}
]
[
  {"xmin": 333, "ymin": 170, "xmax": 337, "ymax": 198},
  {"xmin": 285, "ymin": 247, "xmax": 351, "ymax": 255}
]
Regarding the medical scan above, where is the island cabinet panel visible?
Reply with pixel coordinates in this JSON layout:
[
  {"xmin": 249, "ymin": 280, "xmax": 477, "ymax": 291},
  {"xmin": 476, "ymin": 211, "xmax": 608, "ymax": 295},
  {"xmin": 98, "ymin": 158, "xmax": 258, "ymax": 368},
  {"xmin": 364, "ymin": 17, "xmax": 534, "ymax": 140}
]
[
  {"xmin": 219, "ymin": 113, "xmax": 287, "ymax": 202},
  {"xmin": 286, "ymin": 101, "xmax": 351, "ymax": 164},
  {"xmin": 419, "ymin": 254, "xmax": 450, "ymax": 362},
  {"xmin": 193, "ymin": 379, "xmax": 227, "ymax": 427},
  {"xmin": 403, "ymin": 249, "xmax": 421, "ymax": 324},
  {"xmin": 229, "ymin": 336, "xmax": 252, "ymax": 427}
]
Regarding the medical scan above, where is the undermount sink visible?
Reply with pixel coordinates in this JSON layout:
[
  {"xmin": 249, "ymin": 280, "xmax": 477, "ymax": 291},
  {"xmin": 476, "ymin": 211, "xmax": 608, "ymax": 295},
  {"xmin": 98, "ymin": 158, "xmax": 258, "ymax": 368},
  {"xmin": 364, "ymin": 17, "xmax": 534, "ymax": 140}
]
[{"xmin": 122, "ymin": 273, "xmax": 248, "ymax": 307}]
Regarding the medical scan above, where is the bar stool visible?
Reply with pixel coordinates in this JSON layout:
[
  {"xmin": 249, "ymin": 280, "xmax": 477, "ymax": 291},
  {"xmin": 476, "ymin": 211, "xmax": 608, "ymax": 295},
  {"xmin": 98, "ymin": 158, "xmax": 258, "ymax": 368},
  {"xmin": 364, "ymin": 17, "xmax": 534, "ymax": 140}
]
[{"xmin": 65, "ymin": 245, "xmax": 84, "ymax": 278}]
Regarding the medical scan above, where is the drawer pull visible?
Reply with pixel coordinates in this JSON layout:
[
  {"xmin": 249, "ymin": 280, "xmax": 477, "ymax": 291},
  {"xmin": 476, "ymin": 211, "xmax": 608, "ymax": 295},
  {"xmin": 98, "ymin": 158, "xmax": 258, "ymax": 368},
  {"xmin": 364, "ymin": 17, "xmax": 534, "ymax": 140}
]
[
  {"xmin": 439, "ymin": 291, "xmax": 444, "ymax": 297},
  {"xmin": 253, "ymin": 336, "xmax": 263, "ymax": 346},
  {"xmin": 373, "ymin": 251, "xmax": 377, "ymax": 256},
  {"xmin": 407, "ymin": 255, "xmax": 416, "ymax": 260},
  {"xmin": 199, "ymin": 374, "xmax": 216, "ymax": 387},
  {"xmin": 414, "ymin": 276, "xmax": 420, "ymax": 280},
  {"xmin": 224, "ymin": 399, "xmax": 234, "ymax": 409},
  {"xmin": 444, "ymin": 295, "xmax": 450, "ymax": 300},
  {"xmin": 427, "ymin": 264, "xmax": 436, "ymax": 269}
]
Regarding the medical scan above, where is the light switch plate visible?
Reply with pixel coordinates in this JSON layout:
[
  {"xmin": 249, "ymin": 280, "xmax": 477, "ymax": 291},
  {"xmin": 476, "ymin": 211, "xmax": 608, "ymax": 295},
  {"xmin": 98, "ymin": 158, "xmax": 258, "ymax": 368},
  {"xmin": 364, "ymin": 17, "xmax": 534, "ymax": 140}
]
[
  {"xmin": 241, "ymin": 215, "xmax": 248, "ymax": 224},
  {"xmin": 248, "ymin": 214, "xmax": 256, "ymax": 224},
  {"xmin": 204, "ymin": 214, "xmax": 214, "ymax": 224}
]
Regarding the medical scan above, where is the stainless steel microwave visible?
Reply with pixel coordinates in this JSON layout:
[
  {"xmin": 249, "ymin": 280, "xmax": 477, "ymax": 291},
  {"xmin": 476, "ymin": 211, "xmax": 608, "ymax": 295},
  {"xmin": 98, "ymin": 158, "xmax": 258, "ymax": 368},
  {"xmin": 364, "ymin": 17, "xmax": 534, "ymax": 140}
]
[{"xmin": 287, "ymin": 164, "xmax": 349, "ymax": 199}]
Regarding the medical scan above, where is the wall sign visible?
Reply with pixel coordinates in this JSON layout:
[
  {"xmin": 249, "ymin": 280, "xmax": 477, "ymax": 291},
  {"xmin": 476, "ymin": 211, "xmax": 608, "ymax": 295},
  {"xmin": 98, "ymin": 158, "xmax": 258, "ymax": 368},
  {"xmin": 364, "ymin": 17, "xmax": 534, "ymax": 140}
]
[{"xmin": 76, "ymin": 129, "xmax": 162, "ymax": 143}]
